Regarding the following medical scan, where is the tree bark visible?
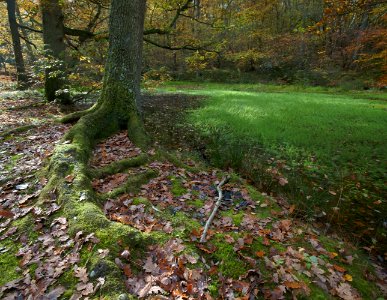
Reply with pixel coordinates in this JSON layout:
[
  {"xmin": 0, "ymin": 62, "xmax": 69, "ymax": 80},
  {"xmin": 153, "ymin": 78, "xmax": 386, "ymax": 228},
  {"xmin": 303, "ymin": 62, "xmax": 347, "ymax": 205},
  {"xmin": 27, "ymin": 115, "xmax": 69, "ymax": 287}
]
[
  {"xmin": 87, "ymin": 0, "xmax": 147, "ymax": 144},
  {"xmin": 16, "ymin": 2, "xmax": 36, "ymax": 63},
  {"xmin": 41, "ymin": 0, "xmax": 70, "ymax": 104},
  {"xmin": 6, "ymin": 0, "xmax": 29, "ymax": 89},
  {"xmin": 39, "ymin": 1, "xmax": 148, "ymax": 295}
]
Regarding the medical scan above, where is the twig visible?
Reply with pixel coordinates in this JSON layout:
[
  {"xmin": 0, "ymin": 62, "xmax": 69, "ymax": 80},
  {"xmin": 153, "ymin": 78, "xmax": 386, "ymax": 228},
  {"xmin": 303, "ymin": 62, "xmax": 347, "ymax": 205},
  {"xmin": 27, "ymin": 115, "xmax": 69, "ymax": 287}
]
[{"xmin": 200, "ymin": 175, "xmax": 230, "ymax": 243}]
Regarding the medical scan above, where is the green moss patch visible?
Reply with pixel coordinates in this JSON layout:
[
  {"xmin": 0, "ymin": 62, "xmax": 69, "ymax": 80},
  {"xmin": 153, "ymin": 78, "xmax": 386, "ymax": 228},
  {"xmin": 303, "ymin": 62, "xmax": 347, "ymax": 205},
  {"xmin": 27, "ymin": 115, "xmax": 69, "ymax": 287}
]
[
  {"xmin": 0, "ymin": 240, "xmax": 21, "ymax": 286},
  {"xmin": 170, "ymin": 176, "xmax": 187, "ymax": 196},
  {"xmin": 211, "ymin": 234, "xmax": 248, "ymax": 278}
]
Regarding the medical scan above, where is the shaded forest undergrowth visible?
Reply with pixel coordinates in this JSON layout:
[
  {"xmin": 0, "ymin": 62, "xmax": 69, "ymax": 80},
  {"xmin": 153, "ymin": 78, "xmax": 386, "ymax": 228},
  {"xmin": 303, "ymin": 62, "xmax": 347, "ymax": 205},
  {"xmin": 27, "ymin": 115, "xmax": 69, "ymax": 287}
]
[{"xmin": 0, "ymin": 82, "xmax": 386, "ymax": 299}]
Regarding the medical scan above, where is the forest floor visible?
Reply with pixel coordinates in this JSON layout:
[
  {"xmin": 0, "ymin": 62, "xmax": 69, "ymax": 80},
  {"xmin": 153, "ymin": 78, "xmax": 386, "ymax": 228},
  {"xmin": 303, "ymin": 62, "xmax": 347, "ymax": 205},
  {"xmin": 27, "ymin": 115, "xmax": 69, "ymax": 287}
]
[
  {"xmin": 0, "ymin": 78, "xmax": 386, "ymax": 299},
  {"xmin": 154, "ymin": 82, "xmax": 387, "ymax": 257}
]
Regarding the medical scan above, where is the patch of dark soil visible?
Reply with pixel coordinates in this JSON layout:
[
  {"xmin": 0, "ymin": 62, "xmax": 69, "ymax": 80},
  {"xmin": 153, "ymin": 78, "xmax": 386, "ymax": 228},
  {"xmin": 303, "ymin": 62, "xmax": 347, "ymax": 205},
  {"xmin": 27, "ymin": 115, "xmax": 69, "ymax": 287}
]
[{"xmin": 142, "ymin": 94, "xmax": 205, "ymax": 150}]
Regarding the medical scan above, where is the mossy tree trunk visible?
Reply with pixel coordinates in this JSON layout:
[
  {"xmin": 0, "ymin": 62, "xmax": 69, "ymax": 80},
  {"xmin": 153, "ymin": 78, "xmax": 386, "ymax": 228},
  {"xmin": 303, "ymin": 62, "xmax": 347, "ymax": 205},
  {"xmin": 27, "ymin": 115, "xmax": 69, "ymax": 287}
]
[
  {"xmin": 40, "ymin": 1, "xmax": 148, "ymax": 296},
  {"xmin": 75, "ymin": 0, "xmax": 148, "ymax": 144},
  {"xmin": 41, "ymin": 0, "xmax": 70, "ymax": 104},
  {"xmin": 6, "ymin": 0, "xmax": 29, "ymax": 89}
]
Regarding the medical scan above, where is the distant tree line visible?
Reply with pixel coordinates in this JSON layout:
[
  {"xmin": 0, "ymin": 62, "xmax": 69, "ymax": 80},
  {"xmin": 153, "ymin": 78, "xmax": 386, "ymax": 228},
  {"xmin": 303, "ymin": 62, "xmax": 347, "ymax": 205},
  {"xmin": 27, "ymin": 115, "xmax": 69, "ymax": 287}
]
[{"xmin": 0, "ymin": 0, "xmax": 385, "ymax": 100}]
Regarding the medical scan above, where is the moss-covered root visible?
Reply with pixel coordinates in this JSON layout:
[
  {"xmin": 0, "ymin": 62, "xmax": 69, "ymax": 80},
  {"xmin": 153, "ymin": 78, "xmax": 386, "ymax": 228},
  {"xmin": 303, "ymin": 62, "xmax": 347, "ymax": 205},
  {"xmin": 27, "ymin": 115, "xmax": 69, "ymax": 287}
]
[
  {"xmin": 102, "ymin": 169, "xmax": 157, "ymax": 200},
  {"xmin": 0, "ymin": 124, "xmax": 36, "ymax": 140},
  {"xmin": 91, "ymin": 154, "xmax": 149, "ymax": 179},
  {"xmin": 59, "ymin": 105, "xmax": 98, "ymax": 124},
  {"xmin": 39, "ymin": 109, "xmax": 150, "ymax": 297}
]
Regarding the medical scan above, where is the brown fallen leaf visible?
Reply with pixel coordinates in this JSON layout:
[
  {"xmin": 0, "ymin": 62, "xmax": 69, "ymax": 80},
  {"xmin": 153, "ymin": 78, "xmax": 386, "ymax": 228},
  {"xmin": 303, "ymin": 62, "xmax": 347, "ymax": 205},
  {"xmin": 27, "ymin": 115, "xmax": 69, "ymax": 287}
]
[
  {"xmin": 65, "ymin": 174, "xmax": 75, "ymax": 183},
  {"xmin": 284, "ymin": 281, "xmax": 301, "ymax": 289},
  {"xmin": 0, "ymin": 209, "xmax": 14, "ymax": 218},
  {"xmin": 74, "ymin": 266, "xmax": 88, "ymax": 283},
  {"xmin": 224, "ymin": 234, "xmax": 235, "ymax": 244}
]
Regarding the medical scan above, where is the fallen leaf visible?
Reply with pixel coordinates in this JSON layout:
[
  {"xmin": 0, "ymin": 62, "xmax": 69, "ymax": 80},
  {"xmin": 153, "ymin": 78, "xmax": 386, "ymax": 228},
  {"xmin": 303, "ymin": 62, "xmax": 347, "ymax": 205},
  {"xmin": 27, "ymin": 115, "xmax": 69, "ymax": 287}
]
[
  {"xmin": 343, "ymin": 274, "xmax": 353, "ymax": 282},
  {"xmin": 333, "ymin": 265, "xmax": 346, "ymax": 273},
  {"xmin": 123, "ymin": 264, "xmax": 132, "ymax": 277},
  {"xmin": 224, "ymin": 234, "xmax": 235, "ymax": 244},
  {"xmin": 278, "ymin": 177, "xmax": 288, "ymax": 186},
  {"xmin": 65, "ymin": 175, "xmax": 75, "ymax": 183},
  {"xmin": 74, "ymin": 266, "xmax": 88, "ymax": 283},
  {"xmin": 143, "ymin": 257, "xmax": 160, "ymax": 275},
  {"xmin": 284, "ymin": 281, "xmax": 301, "ymax": 289},
  {"xmin": 256, "ymin": 251, "xmax": 265, "ymax": 258},
  {"xmin": 0, "ymin": 209, "xmax": 14, "ymax": 218}
]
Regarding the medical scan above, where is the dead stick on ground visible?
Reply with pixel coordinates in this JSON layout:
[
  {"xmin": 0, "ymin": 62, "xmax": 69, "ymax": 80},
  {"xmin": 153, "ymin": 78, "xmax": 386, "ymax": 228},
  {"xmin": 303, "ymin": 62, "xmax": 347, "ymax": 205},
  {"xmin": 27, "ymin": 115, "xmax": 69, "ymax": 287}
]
[{"xmin": 200, "ymin": 175, "xmax": 230, "ymax": 243}]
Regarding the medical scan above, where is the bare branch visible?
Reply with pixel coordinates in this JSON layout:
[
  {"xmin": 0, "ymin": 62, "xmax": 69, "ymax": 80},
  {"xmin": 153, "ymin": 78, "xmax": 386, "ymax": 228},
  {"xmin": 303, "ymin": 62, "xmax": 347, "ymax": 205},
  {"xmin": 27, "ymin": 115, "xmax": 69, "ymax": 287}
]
[
  {"xmin": 17, "ymin": 23, "xmax": 42, "ymax": 33},
  {"xmin": 200, "ymin": 176, "xmax": 230, "ymax": 243},
  {"xmin": 143, "ymin": 37, "xmax": 219, "ymax": 53}
]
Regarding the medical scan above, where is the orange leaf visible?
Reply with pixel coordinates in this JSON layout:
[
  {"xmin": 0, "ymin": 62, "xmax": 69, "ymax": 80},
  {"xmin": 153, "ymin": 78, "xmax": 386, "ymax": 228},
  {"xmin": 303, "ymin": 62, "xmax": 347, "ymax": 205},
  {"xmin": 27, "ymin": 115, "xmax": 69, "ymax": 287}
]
[
  {"xmin": 208, "ymin": 265, "xmax": 218, "ymax": 275},
  {"xmin": 328, "ymin": 252, "xmax": 338, "ymax": 259},
  {"xmin": 262, "ymin": 237, "xmax": 271, "ymax": 246},
  {"xmin": 244, "ymin": 235, "xmax": 253, "ymax": 245},
  {"xmin": 333, "ymin": 265, "xmax": 346, "ymax": 273},
  {"xmin": 123, "ymin": 264, "xmax": 132, "ymax": 277},
  {"xmin": 256, "ymin": 251, "xmax": 265, "ymax": 258},
  {"xmin": 284, "ymin": 281, "xmax": 301, "ymax": 289}
]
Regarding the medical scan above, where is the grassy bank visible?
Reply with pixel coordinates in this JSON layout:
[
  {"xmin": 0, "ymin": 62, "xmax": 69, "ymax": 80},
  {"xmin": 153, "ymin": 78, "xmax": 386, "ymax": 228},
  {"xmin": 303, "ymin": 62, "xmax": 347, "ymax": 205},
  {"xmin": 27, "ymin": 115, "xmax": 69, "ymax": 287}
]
[{"xmin": 157, "ymin": 82, "xmax": 387, "ymax": 253}]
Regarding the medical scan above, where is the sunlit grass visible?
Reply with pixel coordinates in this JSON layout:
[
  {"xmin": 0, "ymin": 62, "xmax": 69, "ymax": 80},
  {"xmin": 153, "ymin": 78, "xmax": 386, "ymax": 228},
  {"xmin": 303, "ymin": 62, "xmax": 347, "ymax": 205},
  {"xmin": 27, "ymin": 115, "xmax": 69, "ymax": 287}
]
[
  {"xmin": 161, "ymin": 83, "xmax": 386, "ymax": 168},
  {"xmin": 158, "ymin": 82, "xmax": 387, "ymax": 248}
]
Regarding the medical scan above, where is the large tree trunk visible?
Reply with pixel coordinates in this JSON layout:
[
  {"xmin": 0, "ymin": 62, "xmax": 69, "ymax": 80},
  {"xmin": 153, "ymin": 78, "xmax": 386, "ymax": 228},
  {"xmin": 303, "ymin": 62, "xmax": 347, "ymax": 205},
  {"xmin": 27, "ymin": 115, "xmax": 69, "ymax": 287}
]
[
  {"xmin": 77, "ymin": 0, "xmax": 147, "ymax": 144},
  {"xmin": 41, "ymin": 0, "xmax": 70, "ymax": 104},
  {"xmin": 6, "ymin": 0, "xmax": 29, "ymax": 89},
  {"xmin": 39, "ymin": 1, "xmax": 148, "ymax": 295}
]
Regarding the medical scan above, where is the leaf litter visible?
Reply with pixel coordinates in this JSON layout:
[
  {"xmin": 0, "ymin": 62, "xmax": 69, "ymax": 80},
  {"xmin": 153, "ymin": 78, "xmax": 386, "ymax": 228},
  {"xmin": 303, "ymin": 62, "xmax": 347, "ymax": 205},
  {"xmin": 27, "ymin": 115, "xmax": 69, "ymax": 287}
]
[
  {"xmin": 0, "ymin": 90, "xmax": 386, "ymax": 299},
  {"xmin": 91, "ymin": 132, "xmax": 386, "ymax": 299}
]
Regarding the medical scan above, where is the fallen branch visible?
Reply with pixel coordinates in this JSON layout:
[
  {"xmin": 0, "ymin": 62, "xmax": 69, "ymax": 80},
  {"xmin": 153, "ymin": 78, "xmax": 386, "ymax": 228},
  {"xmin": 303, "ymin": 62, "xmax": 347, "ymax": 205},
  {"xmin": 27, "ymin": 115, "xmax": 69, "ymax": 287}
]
[{"xmin": 200, "ymin": 175, "xmax": 230, "ymax": 243}]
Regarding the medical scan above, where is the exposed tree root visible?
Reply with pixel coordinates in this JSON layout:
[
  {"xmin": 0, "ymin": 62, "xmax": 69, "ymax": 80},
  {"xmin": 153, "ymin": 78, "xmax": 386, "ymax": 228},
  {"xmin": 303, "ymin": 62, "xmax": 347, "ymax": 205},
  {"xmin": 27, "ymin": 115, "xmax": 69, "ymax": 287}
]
[
  {"xmin": 39, "ymin": 107, "xmax": 152, "ymax": 297},
  {"xmin": 91, "ymin": 154, "xmax": 149, "ymax": 179},
  {"xmin": 0, "ymin": 124, "xmax": 37, "ymax": 139},
  {"xmin": 59, "ymin": 105, "xmax": 97, "ymax": 124},
  {"xmin": 101, "ymin": 170, "xmax": 157, "ymax": 200}
]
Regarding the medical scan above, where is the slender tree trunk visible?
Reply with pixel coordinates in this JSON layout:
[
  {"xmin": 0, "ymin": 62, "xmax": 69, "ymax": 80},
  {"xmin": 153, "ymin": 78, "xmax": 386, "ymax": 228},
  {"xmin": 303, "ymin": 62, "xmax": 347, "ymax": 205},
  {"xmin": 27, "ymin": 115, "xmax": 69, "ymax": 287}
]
[
  {"xmin": 41, "ymin": 0, "xmax": 70, "ymax": 104},
  {"xmin": 6, "ymin": 0, "xmax": 29, "ymax": 89},
  {"xmin": 16, "ymin": 3, "xmax": 36, "ymax": 63}
]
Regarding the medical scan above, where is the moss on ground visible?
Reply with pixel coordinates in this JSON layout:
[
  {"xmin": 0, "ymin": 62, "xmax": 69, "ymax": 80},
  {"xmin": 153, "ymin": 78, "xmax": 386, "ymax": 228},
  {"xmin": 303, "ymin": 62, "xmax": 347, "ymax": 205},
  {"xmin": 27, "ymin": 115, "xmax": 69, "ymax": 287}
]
[
  {"xmin": 0, "ymin": 240, "xmax": 21, "ymax": 286},
  {"xmin": 57, "ymin": 269, "xmax": 78, "ymax": 298},
  {"xmin": 170, "ymin": 176, "xmax": 187, "ymax": 196},
  {"xmin": 132, "ymin": 197, "xmax": 150, "ymax": 206},
  {"xmin": 103, "ymin": 170, "xmax": 157, "ymax": 199},
  {"xmin": 187, "ymin": 198, "xmax": 204, "ymax": 208},
  {"xmin": 220, "ymin": 210, "xmax": 244, "ymax": 226},
  {"xmin": 91, "ymin": 154, "xmax": 149, "ymax": 179},
  {"xmin": 211, "ymin": 233, "xmax": 248, "ymax": 278}
]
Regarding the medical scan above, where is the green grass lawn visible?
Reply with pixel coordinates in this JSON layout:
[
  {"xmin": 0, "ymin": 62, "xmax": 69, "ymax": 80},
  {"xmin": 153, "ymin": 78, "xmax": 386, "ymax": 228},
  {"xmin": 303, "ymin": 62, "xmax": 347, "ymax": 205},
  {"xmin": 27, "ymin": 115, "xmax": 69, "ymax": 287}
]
[{"xmin": 159, "ymin": 82, "xmax": 387, "ymax": 251}]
